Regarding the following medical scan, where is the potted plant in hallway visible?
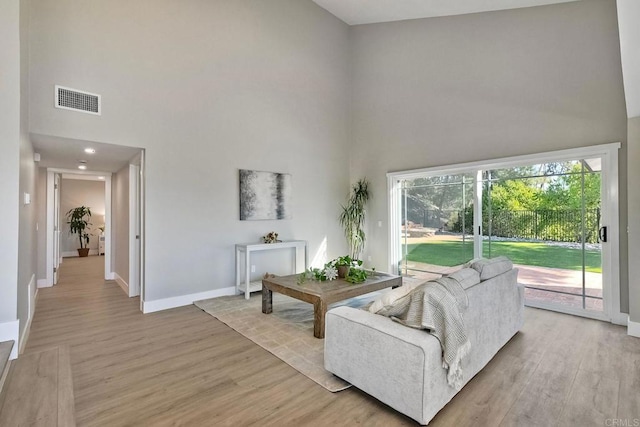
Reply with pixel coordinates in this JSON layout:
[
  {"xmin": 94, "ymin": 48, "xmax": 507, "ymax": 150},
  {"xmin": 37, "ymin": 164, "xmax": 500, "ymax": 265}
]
[{"xmin": 66, "ymin": 206, "xmax": 92, "ymax": 257}]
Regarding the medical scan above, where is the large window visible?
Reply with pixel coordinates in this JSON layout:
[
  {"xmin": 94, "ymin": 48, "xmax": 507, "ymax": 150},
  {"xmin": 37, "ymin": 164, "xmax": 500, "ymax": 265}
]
[{"xmin": 388, "ymin": 144, "xmax": 621, "ymax": 322}]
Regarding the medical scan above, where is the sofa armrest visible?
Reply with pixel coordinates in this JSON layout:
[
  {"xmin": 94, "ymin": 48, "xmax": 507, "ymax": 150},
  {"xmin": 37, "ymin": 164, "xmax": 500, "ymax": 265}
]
[{"xmin": 325, "ymin": 306, "xmax": 451, "ymax": 425}]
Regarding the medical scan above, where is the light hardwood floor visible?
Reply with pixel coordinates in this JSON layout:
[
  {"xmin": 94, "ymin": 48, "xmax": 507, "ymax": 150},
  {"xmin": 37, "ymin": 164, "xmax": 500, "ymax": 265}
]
[
  {"xmin": 0, "ymin": 345, "xmax": 75, "ymax": 426},
  {"xmin": 4, "ymin": 255, "xmax": 640, "ymax": 426}
]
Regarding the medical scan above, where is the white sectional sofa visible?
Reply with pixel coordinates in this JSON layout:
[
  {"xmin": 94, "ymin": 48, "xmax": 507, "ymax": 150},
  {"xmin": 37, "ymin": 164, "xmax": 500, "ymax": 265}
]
[{"xmin": 324, "ymin": 257, "xmax": 524, "ymax": 425}]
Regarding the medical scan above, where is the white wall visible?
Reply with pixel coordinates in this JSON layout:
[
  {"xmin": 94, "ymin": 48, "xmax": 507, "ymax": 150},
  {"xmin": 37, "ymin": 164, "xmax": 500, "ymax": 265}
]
[
  {"xmin": 17, "ymin": 0, "xmax": 38, "ymax": 348},
  {"xmin": 60, "ymin": 179, "xmax": 105, "ymax": 254},
  {"xmin": 349, "ymin": 0, "xmax": 629, "ymax": 308},
  {"xmin": 0, "ymin": 0, "xmax": 21, "ymax": 351},
  {"xmin": 28, "ymin": 0, "xmax": 351, "ymax": 304},
  {"xmin": 628, "ymin": 116, "xmax": 640, "ymax": 326},
  {"xmin": 112, "ymin": 164, "xmax": 129, "ymax": 285}
]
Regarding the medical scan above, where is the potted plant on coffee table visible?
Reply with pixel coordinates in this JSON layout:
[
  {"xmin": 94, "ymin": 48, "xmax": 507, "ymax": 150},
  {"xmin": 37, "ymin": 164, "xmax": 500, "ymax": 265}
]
[
  {"xmin": 333, "ymin": 255, "xmax": 354, "ymax": 279},
  {"xmin": 66, "ymin": 206, "xmax": 92, "ymax": 257}
]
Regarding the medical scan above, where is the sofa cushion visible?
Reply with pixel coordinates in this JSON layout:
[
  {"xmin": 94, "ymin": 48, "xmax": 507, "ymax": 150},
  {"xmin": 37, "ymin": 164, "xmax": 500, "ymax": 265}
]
[
  {"xmin": 470, "ymin": 256, "xmax": 513, "ymax": 280},
  {"xmin": 448, "ymin": 268, "xmax": 480, "ymax": 290},
  {"xmin": 463, "ymin": 258, "xmax": 484, "ymax": 268},
  {"xmin": 368, "ymin": 281, "xmax": 422, "ymax": 314}
]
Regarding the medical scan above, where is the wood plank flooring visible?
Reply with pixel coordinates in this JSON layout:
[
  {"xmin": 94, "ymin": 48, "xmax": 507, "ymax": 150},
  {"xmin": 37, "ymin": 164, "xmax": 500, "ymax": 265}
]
[
  {"xmin": 3, "ymin": 255, "xmax": 640, "ymax": 426},
  {"xmin": 0, "ymin": 341, "xmax": 13, "ymax": 394},
  {"xmin": 0, "ymin": 345, "xmax": 75, "ymax": 426}
]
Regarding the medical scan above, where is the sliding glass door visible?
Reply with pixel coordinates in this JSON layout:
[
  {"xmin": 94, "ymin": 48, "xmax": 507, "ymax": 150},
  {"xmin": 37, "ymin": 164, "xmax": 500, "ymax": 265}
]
[
  {"xmin": 399, "ymin": 174, "xmax": 474, "ymax": 279},
  {"xmin": 482, "ymin": 160, "xmax": 604, "ymax": 314},
  {"xmin": 388, "ymin": 144, "xmax": 620, "ymax": 322}
]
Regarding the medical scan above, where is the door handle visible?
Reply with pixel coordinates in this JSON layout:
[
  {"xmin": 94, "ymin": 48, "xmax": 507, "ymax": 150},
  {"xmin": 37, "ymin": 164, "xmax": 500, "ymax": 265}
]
[{"xmin": 598, "ymin": 226, "xmax": 607, "ymax": 243}]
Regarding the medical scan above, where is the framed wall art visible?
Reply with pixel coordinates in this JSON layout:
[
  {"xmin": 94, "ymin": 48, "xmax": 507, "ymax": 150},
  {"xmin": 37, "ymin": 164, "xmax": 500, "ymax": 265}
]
[{"xmin": 239, "ymin": 169, "xmax": 292, "ymax": 220}]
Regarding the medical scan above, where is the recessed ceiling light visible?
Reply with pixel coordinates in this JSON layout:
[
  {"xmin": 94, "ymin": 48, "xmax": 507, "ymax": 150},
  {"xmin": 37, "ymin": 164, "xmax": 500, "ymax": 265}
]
[
  {"xmin": 78, "ymin": 165, "xmax": 87, "ymax": 170},
  {"xmin": 84, "ymin": 148, "xmax": 96, "ymax": 154}
]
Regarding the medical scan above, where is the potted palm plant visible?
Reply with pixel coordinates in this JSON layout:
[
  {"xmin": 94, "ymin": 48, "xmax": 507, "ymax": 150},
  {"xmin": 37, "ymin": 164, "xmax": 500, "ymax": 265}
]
[
  {"xmin": 66, "ymin": 206, "xmax": 92, "ymax": 257},
  {"xmin": 339, "ymin": 179, "xmax": 371, "ymax": 261}
]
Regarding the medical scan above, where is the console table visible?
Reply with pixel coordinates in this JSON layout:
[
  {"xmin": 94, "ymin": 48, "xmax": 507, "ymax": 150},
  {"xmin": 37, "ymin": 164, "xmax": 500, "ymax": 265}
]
[{"xmin": 235, "ymin": 240, "xmax": 308, "ymax": 300}]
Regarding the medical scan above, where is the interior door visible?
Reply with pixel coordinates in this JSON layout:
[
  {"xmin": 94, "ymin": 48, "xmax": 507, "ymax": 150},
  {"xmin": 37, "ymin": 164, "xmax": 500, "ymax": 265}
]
[
  {"xmin": 53, "ymin": 173, "xmax": 61, "ymax": 285},
  {"xmin": 129, "ymin": 164, "xmax": 141, "ymax": 297}
]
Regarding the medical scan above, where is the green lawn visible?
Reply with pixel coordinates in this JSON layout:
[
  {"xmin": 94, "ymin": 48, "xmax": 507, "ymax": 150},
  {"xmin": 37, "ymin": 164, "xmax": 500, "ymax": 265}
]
[{"xmin": 405, "ymin": 240, "xmax": 602, "ymax": 273}]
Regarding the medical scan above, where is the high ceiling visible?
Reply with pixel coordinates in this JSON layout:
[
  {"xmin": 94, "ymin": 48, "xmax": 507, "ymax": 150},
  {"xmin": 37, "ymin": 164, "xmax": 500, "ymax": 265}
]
[
  {"xmin": 26, "ymin": 1, "xmax": 640, "ymax": 176},
  {"xmin": 312, "ymin": 0, "xmax": 580, "ymax": 25},
  {"xmin": 618, "ymin": 0, "xmax": 640, "ymax": 118},
  {"xmin": 312, "ymin": 0, "xmax": 640, "ymax": 119}
]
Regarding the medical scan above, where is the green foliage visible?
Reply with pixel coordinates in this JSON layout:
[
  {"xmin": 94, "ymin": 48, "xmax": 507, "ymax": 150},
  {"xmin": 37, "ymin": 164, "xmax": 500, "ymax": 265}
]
[
  {"xmin": 297, "ymin": 256, "xmax": 368, "ymax": 284},
  {"xmin": 537, "ymin": 163, "xmax": 601, "ymax": 210},
  {"xmin": 297, "ymin": 267, "xmax": 327, "ymax": 284},
  {"xmin": 403, "ymin": 174, "xmax": 473, "ymax": 229},
  {"xmin": 404, "ymin": 240, "xmax": 602, "ymax": 273},
  {"xmin": 488, "ymin": 179, "xmax": 540, "ymax": 211},
  {"xmin": 344, "ymin": 268, "xmax": 370, "ymax": 283},
  {"xmin": 66, "ymin": 206, "xmax": 92, "ymax": 249},
  {"xmin": 333, "ymin": 255, "xmax": 353, "ymax": 267},
  {"xmin": 339, "ymin": 179, "xmax": 371, "ymax": 260},
  {"xmin": 424, "ymin": 162, "xmax": 602, "ymax": 243}
]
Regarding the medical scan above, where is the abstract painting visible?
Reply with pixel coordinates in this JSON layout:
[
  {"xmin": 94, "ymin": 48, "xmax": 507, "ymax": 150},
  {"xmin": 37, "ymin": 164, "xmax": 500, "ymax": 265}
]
[{"xmin": 239, "ymin": 169, "xmax": 292, "ymax": 220}]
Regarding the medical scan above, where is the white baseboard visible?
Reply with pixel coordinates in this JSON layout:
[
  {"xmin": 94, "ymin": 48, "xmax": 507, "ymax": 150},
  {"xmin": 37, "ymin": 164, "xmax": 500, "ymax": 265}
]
[
  {"xmin": 37, "ymin": 278, "xmax": 52, "ymax": 288},
  {"xmin": 0, "ymin": 320, "xmax": 19, "ymax": 360},
  {"xmin": 114, "ymin": 273, "xmax": 129, "ymax": 296},
  {"xmin": 105, "ymin": 271, "xmax": 115, "ymax": 281},
  {"xmin": 628, "ymin": 319, "xmax": 640, "ymax": 338},
  {"xmin": 19, "ymin": 314, "xmax": 33, "ymax": 356},
  {"xmin": 142, "ymin": 286, "xmax": 236, "ymax": 314},
  {"xmin": 19, "ymin": 275, "xmax": 37, "ymax": 355},
  {"xmin": 611, "ymin": 312, "xmax": 628, "ymax": 326},
  {"xmin": 33, "ymin": 287, "xmax": 38, "ymax": 316}
]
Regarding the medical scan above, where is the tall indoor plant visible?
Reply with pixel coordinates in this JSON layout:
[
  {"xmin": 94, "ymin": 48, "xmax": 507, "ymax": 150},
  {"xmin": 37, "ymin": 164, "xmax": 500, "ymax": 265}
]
[
  {"xmin": 339, "ymin": 179, "xmax": 371, "ymax": 260},
  {"xmin": 66, "ymin": 206, "xmax": 92, "ymax": 257}
]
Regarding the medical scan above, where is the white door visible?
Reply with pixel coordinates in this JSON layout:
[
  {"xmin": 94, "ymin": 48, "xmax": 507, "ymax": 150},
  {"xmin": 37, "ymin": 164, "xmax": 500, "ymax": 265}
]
[
  {"xmin": 129, "ymin": 164, "xmax": 141, "ymax": 297},
  {"xmin": 53, "ymin": 173, "xmax": 61, "ymax": 285}
]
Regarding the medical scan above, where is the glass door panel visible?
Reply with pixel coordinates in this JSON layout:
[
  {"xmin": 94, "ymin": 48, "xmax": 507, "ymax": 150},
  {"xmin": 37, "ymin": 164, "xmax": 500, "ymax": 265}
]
[
  {"xmin": 400, "ymin": 174, "xmax": 475, "ymax": 280},
  {"xmin": 483, "ymin": 160, "xmax": 603, "ymax": 314}
]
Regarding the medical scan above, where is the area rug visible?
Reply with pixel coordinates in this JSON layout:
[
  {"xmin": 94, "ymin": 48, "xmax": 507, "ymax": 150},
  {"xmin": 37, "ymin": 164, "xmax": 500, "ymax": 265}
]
[
  {"xmin": 194, "ymin": 277, "xmax": 426, "ymax": 392},
  {"xmin": 193, "ymin": 293, "xmax": 366, "ymax": 391}
]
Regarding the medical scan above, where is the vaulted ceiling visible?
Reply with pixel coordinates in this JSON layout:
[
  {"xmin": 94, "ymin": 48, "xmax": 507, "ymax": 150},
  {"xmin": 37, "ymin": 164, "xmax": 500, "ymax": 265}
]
[
  {"xmin": 312, "ymin": 0, "xmax": 579, "ymax": 25},
  {"xmin": 312, "ymin": 0, "xmax": 640, "ymax": 119}
]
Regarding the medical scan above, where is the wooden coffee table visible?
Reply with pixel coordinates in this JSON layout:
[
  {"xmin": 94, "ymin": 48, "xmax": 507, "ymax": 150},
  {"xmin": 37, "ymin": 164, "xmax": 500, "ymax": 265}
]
[{"xmin": 262, "ymin": 271, "xmax": 402, "ymax": 338}]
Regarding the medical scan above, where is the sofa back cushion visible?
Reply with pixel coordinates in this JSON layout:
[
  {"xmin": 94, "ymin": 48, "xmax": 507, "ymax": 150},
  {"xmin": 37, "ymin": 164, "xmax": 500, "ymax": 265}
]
[
  {"xmin": 448, "ymin": 268, "xmax": 480, "ymax": 290},
  {"xmin": 470, "ymin": 256, "xmax": 513, "ymax": 280},
  {"xmin": 368, "ymin": 281, "xmax": 423, "ymax": 314}
]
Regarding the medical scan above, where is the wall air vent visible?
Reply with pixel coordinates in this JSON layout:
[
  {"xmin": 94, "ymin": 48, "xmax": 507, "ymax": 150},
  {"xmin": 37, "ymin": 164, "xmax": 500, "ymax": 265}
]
[{"xmin": 55, "ymin": 85, "xmax": 101, "ymax": 115}]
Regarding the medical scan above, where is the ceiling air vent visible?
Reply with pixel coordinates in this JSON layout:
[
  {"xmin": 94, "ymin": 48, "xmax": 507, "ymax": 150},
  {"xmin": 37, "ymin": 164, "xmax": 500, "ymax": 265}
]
[{"xmin": 55, "ymin": 85, "xmax": 101, "ymax": 115}]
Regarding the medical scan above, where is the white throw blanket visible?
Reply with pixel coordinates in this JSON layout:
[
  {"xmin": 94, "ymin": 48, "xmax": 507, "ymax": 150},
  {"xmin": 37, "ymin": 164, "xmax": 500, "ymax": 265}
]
[{"xmin": 376, "ymin": 276, "xmax": 470, "ymax": 390}]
